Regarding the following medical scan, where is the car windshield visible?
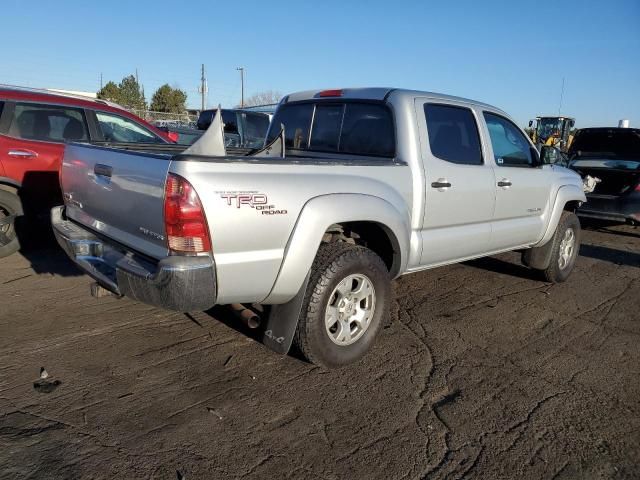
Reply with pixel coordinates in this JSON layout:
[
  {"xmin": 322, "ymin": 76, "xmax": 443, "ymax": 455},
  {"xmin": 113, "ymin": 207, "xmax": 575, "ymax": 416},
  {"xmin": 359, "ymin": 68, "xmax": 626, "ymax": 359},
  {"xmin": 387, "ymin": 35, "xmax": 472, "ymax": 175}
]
[
  {"xmin": 96, "ymin": 112, "xmax": 164, "ymax": 144},
  {"xmin": 569, "ymin": 129, "xmax": 640, "ymax": 160}
]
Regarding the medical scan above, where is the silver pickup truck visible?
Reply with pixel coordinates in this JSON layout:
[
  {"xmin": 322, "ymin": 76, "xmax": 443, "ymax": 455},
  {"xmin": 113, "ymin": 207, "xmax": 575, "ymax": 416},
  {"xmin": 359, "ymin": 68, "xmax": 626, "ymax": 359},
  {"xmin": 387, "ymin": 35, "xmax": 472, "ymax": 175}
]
[{"xmin": 52, "ymin": 88, "xmax": 586, "ymax": 368}]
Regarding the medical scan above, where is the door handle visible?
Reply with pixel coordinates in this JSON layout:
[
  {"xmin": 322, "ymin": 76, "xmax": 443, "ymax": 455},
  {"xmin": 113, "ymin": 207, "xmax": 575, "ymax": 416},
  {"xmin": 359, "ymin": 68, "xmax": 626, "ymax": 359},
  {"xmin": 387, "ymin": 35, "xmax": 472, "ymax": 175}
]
[
  {"xmin": 8, "ymin": 149, "xmax": 38, "ymax": 159},
  {"xmin": 497, "ymin": 179, "xmax": 512, "ymax": 188},
  {"xmin": 94, "ymin": 164, "xmax": 112, "ymax": 178},
  {"xmin": 431, "ymin": 180, "xmax": 452, "ymax": 189}
]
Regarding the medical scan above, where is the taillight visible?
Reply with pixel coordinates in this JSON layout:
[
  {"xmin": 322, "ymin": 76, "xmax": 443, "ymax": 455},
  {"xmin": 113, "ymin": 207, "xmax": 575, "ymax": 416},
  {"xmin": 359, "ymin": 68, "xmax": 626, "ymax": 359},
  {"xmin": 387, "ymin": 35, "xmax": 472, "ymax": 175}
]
[{"xmin": 164, "ymin": 174, "xmax": 211, "ymax": 253}]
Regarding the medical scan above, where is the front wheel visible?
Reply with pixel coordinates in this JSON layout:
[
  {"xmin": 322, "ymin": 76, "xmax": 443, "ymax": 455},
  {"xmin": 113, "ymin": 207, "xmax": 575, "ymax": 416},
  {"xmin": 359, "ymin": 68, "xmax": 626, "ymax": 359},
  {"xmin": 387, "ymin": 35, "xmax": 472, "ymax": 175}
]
[
  {"xmin": 293, "ymin": 242, "xmax": 391, "ymax": 369},
  {"xmin": 539, "ymin": 212, "xmax": 581, "ymax": 283}
]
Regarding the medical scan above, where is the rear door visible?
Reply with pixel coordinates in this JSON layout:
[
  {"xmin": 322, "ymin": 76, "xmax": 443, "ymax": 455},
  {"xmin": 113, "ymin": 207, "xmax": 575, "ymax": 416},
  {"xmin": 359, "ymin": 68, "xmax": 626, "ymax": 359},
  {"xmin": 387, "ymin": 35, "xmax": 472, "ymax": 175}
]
[
  {"xmin": 62, "ymin": 144, "xmax": 171, "ymax": 259},
  {"xmin": 0, "ymin": 102, "xmax": 90, "ymax": 213},
  {"xmin": 416, "ymin": 100, "xmax": 496, "ymax": 265},
  {"xmin": 481, "ymin": 112, "xmax": 556, "ymax": 250}
]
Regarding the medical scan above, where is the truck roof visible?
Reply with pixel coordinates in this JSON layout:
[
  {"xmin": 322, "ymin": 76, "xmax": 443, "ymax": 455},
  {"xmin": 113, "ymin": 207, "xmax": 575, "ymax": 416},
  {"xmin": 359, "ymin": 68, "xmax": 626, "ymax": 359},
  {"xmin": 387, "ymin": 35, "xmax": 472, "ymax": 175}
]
[{"xmin": 282, "ymin": 87, "xmax": 507, "ymax": 114}]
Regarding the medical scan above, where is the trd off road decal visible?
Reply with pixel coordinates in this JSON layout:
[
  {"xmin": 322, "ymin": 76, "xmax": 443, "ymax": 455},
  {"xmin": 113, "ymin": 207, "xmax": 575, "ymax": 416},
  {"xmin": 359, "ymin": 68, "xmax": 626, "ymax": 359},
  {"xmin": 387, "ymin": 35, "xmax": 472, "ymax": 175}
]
[{"xmin": 217, "ymin": 191, "xmax": 287, "ymax": 215}]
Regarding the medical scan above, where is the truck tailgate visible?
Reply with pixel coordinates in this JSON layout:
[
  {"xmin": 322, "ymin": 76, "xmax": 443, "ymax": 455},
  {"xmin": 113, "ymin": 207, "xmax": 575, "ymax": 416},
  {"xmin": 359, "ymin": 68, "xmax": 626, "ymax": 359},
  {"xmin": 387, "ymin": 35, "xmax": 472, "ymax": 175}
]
[{"xmin": 61, "ymin": 144, "xmax": 171, "ymax": 259}]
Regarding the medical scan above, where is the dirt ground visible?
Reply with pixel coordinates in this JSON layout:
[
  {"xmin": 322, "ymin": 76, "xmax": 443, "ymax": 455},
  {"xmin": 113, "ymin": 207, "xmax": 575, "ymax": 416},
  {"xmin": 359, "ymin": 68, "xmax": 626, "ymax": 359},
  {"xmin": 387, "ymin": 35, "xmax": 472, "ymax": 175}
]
[{"xmin": 1, "ymin": 223, "xmax": 639, "ymax": 479}]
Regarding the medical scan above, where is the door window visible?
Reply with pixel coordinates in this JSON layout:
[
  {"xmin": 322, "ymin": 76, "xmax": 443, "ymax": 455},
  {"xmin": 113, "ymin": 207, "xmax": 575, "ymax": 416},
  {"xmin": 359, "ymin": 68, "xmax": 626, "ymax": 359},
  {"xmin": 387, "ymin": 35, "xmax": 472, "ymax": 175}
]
[
  {"xmin": 484, "ymin": 113, "xmax": 533, "ymax": 167},
  {"xmin": 8, "ymin": 103, "xmax": 88, "ymax": 142},
  {"xmin": 96, "ymin": 112, "xmax": 163, "ymax": 144},
  {"xmin": 424, "ymin": 104, "xmax": 482, "ymax": 165}
]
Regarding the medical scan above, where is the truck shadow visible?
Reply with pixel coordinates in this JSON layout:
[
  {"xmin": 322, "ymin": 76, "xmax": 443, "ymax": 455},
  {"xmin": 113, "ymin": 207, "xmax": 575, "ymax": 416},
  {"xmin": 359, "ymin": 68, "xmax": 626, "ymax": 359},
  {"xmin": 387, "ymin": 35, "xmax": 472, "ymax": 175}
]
[
  {"xmin": 16, "ymin": 238, "xmax": 82, "ymax": 277},
  {"xmin": 464, "ymin": 256, "xmax": 540, "ymax": 281},
  {"xmin": 465, "ymin": 244, "xmax": 639, "ymax": 281},
  {"xmin": 579, "ymin": 244, "xmax": 640, "ymax": 268}
]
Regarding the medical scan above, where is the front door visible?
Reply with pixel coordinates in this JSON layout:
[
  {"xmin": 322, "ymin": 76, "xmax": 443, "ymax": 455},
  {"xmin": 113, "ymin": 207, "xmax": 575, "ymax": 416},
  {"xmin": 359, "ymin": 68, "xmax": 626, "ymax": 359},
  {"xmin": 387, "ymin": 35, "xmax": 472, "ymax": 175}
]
[
  {"xmin": 416, "ymin": 100, "xmax": 496, "ymax": 266},
  {"xmin": 482, "ymin": 112, "xmax": 555, "ymax": 250}
]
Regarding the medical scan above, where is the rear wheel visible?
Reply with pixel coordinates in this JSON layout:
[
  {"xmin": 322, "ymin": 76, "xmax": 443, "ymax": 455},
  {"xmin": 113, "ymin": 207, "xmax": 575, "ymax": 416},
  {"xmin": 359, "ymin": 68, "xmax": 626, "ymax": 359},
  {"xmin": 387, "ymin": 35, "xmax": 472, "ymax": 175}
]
[
  {"xmin": 539, "ymin": 212, "xmax": 581, "ymax": 283},
  {"xmin": 0, "ymin": 190, "xmax": 22, "ymax": 258},
  {"xmin": 293, "ymin": 242, "xmax": 391, "ymax": 369}
]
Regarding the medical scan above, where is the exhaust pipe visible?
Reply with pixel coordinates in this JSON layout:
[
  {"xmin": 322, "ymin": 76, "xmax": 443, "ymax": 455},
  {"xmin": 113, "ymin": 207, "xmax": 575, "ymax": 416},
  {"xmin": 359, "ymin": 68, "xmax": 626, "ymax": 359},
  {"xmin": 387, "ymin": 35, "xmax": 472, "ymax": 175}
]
[{"xmin": 229, "ymin": 303, "xmax": 261, "ymax": 329}]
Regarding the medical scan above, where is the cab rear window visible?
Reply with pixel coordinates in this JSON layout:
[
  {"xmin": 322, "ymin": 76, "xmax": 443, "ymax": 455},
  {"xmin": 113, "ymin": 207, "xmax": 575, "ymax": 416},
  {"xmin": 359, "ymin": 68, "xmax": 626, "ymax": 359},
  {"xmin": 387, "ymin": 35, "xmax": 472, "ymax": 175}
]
[{"xmin": 267, "ymin": 102, "xmax": 395, "ymax": 157}]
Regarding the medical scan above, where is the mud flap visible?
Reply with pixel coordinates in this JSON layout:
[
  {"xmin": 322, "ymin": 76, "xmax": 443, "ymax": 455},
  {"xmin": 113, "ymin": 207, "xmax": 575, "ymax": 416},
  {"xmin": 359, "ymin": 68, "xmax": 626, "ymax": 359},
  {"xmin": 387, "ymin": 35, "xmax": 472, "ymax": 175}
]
[
  {"xmin": 522, "ymin": 240, "xmax": 555, "ymax": 270},
  {"xmin": 260, "ymin": 270, "xmax": 310, "ymax": 354},
  {"xmin": 522, "ymin": 212, "xmax": 570, "ymax": 269}
]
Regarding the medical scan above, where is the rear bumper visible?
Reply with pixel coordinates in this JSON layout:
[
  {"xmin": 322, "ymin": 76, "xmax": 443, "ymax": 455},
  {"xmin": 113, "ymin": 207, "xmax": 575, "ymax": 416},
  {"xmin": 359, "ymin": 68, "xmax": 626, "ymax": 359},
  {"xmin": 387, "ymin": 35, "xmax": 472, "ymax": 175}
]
[
  {"xmin": 577, "ymin": 192, "xmax": 640, "ymax": 224},
  {"xmin": 51, "ymin": 206, "xmax": 217, "ymax": 311}
]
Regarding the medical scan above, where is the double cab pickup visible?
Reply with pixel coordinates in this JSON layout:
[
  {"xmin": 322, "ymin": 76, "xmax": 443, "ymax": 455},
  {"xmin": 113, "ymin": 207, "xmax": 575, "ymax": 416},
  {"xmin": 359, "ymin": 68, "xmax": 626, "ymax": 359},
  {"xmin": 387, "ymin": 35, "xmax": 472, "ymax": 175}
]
[{"xmin": 52, "ymin": 88, "xmax": 586, "ymax": 368}]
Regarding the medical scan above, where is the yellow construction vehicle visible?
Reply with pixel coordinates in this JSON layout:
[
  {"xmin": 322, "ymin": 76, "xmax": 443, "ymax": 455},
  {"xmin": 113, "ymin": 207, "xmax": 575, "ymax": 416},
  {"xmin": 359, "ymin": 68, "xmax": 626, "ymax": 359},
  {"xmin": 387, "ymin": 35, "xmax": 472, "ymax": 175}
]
[{"xmin": 528, "ymin": 116, "xmax": 575, "ymax": 152}]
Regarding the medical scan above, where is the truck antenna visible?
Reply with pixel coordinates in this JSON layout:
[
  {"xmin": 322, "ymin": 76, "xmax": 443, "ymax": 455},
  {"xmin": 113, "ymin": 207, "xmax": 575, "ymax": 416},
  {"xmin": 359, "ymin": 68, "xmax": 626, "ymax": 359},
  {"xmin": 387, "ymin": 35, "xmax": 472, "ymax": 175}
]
[{"xmin": 558, "ymin": 77, "xmax": 565, "ymax": 115}]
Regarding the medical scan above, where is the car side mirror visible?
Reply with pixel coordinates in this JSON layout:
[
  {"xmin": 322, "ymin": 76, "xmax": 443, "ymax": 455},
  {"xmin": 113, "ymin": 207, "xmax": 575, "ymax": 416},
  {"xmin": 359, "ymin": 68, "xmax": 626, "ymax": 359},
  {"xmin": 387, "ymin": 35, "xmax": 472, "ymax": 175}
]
[{"xmin": 540, "ymin": 145, "xmax": 568, "ymax": 166}]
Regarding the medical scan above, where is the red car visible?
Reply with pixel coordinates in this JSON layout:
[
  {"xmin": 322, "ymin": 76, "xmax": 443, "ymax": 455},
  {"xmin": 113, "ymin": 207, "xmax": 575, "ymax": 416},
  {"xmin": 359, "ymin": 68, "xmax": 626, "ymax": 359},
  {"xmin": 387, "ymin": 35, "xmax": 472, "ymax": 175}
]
[{"xmin": 0, "ymin": 86, "xmax": 176, "ymax": 257}]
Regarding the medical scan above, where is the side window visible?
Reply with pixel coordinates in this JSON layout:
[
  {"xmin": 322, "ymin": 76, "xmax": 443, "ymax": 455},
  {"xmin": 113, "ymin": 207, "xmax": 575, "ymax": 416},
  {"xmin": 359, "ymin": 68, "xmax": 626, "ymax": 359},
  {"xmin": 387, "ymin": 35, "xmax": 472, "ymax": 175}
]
[
  {"xmin": 483, "ymin": 112, "xmax": 532, "ymax": 167},
  {"xmin": 96, "ymin": 112, "xmax": 163, "ymax": 144},
  {"xmin": 8, "ymin": 103, "xmax": 88, "ymax": 142},
  {"xmin": 424, "ymin": 104, "xmax": 482, "ymax": 165}
]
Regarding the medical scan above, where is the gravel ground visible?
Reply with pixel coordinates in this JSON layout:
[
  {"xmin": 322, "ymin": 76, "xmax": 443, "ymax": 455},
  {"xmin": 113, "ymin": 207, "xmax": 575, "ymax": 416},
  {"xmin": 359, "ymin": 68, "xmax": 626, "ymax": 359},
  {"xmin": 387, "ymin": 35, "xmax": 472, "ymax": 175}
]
[{"xmin": 0, "ymin": 223, "xmax": 638, "ymax": 479}]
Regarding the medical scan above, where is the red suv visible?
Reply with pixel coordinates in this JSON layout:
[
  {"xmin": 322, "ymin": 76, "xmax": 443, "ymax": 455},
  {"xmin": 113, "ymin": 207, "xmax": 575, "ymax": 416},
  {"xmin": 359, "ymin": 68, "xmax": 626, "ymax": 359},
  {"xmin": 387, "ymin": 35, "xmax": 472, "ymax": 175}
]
[{"xmin": 0, "ymin": 86, "xmax": 175, "ymax": 258}]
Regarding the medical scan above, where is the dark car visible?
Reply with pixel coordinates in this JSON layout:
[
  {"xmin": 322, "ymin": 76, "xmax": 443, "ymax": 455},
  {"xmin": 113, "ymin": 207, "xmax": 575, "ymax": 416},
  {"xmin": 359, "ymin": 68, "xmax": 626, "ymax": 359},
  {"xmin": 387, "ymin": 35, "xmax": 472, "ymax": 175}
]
[
  {"xmin": 197, "ymin": 109, "xmax": 270, "ymax": 149},
  {"xmin": 568, "ymin": 127, "xmax": 640, "ymax": 225}
]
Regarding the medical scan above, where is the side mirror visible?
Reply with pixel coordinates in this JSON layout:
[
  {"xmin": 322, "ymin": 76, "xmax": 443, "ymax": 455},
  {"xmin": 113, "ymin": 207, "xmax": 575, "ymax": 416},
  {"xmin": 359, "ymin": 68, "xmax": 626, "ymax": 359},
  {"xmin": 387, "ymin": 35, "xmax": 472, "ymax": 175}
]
[{"xmin": 540, "ymin": 145, "xmax": 568, "ymax": 166}]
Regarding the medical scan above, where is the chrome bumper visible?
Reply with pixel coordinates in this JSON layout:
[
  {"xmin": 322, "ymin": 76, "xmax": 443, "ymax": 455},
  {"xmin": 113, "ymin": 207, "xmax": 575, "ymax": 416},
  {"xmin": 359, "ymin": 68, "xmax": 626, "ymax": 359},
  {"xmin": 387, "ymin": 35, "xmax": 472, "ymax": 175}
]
[{"xmin": 51, "ymin": 206, "xmax": 217, "ymax": 312}]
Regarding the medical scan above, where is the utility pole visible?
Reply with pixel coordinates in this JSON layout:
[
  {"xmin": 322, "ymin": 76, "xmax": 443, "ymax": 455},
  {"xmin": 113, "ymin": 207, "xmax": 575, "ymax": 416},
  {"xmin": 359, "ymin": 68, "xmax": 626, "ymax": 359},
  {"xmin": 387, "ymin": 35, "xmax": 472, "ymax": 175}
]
[
  {"xmin": 100, "ymin": 73, "xmax": 103, "ymax": 90},
  {"xmin": 198, "ymin": 64, "xmax": 208, "ymax": 111},
  {"xmin": 237, "ymin": 67, "xmax": 245, "ymax": 107}
]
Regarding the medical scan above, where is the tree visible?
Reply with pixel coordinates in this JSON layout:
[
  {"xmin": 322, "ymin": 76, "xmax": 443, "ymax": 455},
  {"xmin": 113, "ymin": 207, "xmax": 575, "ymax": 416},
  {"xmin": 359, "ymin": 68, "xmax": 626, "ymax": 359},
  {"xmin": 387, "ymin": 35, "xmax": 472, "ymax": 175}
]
[
  {"xmin": 150, "ymin": 84, "xmax": 188, "ymax": 113},
  {"xmin": 97, "ymin": 81, "xmax": 121, "ymax": 103},
  {"xmin": 239, "ymin": 90, "xmax": 282, "ymax": 107},
  {"xmin": 96, "ymin": 75, "xmax": 146, "ymax": 110},
  {"xmin": 118, "ymin": 75, "xmax": 146, "ymax": 110}
]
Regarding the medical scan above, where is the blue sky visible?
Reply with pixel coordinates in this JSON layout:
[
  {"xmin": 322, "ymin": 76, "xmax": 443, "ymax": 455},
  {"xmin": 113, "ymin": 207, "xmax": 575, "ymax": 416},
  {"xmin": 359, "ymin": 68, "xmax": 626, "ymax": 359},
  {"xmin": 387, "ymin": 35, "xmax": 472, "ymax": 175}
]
[{"xmin": 1, "ymin": 0, "xmax": 638, "ymax": 128}]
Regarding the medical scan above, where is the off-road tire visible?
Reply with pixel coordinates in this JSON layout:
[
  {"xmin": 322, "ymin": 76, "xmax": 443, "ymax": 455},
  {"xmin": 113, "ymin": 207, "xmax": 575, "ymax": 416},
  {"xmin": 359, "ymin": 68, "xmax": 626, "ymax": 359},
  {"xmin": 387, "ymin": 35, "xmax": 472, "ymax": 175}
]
[
  {"xmin": 0, "ymin": 190, "xmax": 22, "ymax": 258},
  {"xmin": 539, "ymin": 212, "xmax": 581, "ymax": 283},
  {"xmin": 293, "ymin": 242, "xmax": 391, "ymax": 369}
]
